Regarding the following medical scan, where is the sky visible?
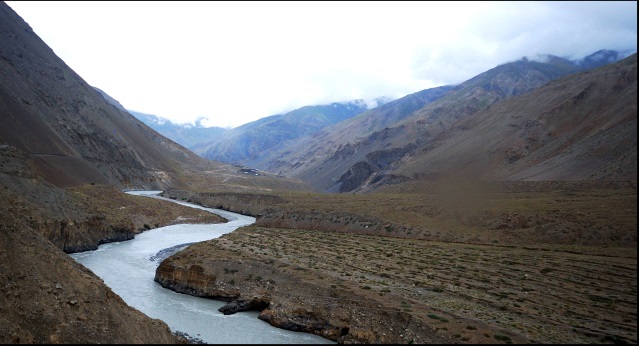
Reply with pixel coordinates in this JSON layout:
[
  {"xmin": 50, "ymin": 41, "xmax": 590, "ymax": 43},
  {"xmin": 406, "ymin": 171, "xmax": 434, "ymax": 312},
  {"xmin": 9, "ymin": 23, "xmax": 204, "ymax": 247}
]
[{"xmin": 6, "ymin": 1, "xmax": 638, "ymax": 129}]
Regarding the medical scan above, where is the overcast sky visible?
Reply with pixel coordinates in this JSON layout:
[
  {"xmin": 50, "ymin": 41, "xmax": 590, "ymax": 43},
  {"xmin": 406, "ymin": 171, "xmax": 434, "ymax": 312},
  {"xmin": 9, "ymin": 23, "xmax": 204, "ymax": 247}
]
[{"xmin": 6, "ymin": 1, "xmax": 637, "ymax": 128}]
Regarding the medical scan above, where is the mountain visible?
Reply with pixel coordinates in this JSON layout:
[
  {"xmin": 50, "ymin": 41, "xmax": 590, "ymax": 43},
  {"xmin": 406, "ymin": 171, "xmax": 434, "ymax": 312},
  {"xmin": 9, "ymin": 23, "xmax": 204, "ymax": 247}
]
[
  {"xmin": 387, "ymin": 53, "xmax": 637, "ymax": 186},
  {"xmin": 0, "ymin": 2, "xmax": 310, "ymax": 343},
  {"xmin": 127, "ymin": 110, "xmax": 228, "ymax": 149},
  {"xmin": 259, "ymin": 50, "xmax": 634, "ymax": 192},
  {"xmin": 0, "ymin": 10, "xmax": 220, "ymax": 191},
  {"xmin": 576, "ymin": 49, "xmax": 628, "ymax": 70},
  {"xmin": 255, "ymin": 85, "xmax": 455, "ymax": 185},
  {"xmin": 93, "ymin": 88, "xmax": 229, "ymax": 152},
  {"xmin": 189, "ymin": 98, "xmax": 391, "ymax": 166}
]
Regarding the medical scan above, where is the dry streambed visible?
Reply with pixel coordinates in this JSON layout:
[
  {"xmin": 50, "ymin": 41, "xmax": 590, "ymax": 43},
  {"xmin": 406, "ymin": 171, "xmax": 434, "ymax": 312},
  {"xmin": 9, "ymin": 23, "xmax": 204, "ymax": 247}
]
[{"xmin": 159, "ymin": 225, "xmax": 636, "ymax": 344}]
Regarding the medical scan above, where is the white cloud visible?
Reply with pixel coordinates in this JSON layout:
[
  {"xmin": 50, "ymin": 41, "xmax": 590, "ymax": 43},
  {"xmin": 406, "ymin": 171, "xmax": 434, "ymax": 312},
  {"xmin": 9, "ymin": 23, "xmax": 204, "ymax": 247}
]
[{"xmin": 6, "ymin": 1, "xmax": 637, "ymax": 128}]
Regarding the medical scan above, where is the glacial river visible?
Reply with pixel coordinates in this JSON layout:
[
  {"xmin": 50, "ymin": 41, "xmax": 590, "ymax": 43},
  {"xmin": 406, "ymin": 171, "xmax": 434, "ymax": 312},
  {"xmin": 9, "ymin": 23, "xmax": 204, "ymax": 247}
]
[{"xmin": 69, "ymin": 190, "xmax": 333, "ymax": 344}]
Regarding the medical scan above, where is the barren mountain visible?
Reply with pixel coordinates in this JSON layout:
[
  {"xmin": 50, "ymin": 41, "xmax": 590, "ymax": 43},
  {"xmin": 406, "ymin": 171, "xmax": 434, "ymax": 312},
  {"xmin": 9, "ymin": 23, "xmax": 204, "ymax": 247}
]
[
  {"xmin": 190, "ymin": 98, "xmax": 391, "ymax": 167},
  {"xmin": 260, "ymin": 50, "xmax": 634, "ymax": 192},
  {"xmin": 386, "ymin": 54, "xmax": 637, "ymax": 188},
  {"xmin": 0, "ymin": 2, "xmax": 307, "ymax": 343},
  {"xmin": 1, "ymin": 2, "xmax": 307, "ymax": 192},
  {"xmin": 128, "ymin": 109, "xmax": 228, "ymax": 149}
]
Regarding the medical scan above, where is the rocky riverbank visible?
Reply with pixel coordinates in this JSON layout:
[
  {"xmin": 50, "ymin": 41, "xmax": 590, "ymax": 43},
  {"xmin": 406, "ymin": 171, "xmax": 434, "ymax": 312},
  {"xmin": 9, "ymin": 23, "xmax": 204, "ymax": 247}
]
[
  {"xmin": 154, "ymin": 184, "xmax": 636, "ymax": 344},
  {"xmin": 155, "ymin": 249, "xmax": 448, "ymax": 344},
  {"xmin": 154, "ymin": 229, "xmax": 525, "ymax": 344},
  {"xmin": 155, "ymin": 224, "xmax": 637, "ymax": 344}
]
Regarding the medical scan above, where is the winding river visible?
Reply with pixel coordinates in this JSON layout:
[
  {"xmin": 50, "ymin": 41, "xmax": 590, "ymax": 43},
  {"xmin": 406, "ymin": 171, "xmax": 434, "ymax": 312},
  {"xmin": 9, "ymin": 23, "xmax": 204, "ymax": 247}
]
[{"xmin": 69, "ymin": 190, "xmax": 333, "ymax": 344}]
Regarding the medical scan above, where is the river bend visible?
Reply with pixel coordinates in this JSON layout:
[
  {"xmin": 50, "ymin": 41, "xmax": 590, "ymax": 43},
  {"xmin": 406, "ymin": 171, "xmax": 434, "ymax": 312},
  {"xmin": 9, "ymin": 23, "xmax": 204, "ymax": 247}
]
[{"xmin": 69, "ymin": 190, "xmax": 332, "ymax": 344}]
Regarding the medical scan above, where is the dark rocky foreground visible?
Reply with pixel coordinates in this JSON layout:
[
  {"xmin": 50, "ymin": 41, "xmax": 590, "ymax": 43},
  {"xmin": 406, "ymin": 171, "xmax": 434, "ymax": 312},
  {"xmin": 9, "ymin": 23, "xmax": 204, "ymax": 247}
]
[{"xmin": 174, "ymin": 330, "xmax": 205, "ymax": 344}]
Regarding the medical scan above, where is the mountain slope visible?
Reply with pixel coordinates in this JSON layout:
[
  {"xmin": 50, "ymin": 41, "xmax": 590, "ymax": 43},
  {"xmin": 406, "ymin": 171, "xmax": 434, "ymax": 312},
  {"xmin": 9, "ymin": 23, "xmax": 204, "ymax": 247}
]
[
  {"xmin": 190, "ymin": 99, "xmax": 389, "ymax": 166},
  {"xmin": 385, "ymin": 53, "xmax": 637, "ymax": 187},
  {"xmin": 0, "ymin": 9, "xmax": 207, "ymax": 189},
  {"xmin": 0, "ymin": 2, "xmax": 310, "ymax": 343},
  {"xmin": 263, "ymin": 51, "xmax": 631, "ymax": 192},
  {"xmin": 128, "ymin": 110, "xmax": 228, "ymax": 149}
]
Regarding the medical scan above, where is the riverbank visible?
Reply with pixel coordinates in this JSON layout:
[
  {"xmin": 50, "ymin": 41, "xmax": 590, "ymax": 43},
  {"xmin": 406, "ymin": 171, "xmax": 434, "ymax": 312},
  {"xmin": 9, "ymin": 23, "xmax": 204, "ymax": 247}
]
[
  {"xmin": 155, "ymin": 183, "xmax": 637, "ymax": 344},
  {"xmin": 156, "ymin": 225, "xmax": 637, "ymax": 344}
]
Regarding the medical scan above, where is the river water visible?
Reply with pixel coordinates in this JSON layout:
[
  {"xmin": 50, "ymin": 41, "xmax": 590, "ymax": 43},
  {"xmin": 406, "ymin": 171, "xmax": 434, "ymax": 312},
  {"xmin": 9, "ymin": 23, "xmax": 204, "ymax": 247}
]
[{"xmin": 69, "ymin": 190, "xmax": 333, "ymax": 344}]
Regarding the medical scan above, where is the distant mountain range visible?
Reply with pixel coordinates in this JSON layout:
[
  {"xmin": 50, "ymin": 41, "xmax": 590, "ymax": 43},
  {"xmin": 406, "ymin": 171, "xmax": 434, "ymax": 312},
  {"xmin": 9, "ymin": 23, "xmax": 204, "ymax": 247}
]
[
  {"xmin": 189, "ymin": 97, "xmax": 393, "ymax": 166},
  {"xmin": 118, "ymin": 97, "xmax": 393, "ymax": 165},
  {"xmin": 128, "ymin": 110, "xmax": 228, "ymax": 149},
  {"xmin": 253, "ymin": 49, "xmax": 636, "ymax": 192},
  {"xmin": 127, "ymin": 49, "xmax": 634, "ymax": 194}
]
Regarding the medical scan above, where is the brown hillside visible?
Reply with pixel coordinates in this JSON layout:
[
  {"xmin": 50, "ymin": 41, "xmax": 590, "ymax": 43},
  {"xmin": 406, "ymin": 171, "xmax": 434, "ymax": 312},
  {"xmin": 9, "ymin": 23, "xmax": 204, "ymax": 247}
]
[
  {"xmin": 259, "ymin": 53, "xmax": 629, "ymax": 192},
  {"xmin": 0, "ymin": 2, "xmax": 309, "ymax": 193},
  {"xmin": 0, "ymin": 2, "xmax": 305, "ymax": 343},
  {"xmin": 390, "ymin": 54, "xmax": 637, "ymax": 186}
]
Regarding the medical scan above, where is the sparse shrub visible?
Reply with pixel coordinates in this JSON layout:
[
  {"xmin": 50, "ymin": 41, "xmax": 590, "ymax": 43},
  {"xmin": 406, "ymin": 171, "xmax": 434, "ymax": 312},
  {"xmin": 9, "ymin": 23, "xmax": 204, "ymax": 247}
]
[
  {"xmin": 494, "ymin": 334, "xmax": 512, "ymax": 343},
  {"xmin": 427, "ymin": 314, "xmax": 448, "ymax": 322}
]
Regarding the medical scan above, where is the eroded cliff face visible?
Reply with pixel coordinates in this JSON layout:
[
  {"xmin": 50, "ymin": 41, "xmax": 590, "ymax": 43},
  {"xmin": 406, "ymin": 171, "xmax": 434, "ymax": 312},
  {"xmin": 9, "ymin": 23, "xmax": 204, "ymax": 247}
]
[
  {"xmin": 0, "ymin": 180, "xmax": 225, "ymax": 253},
  {"xmin": 155, "ymin": 262, "xmax": 240, "ymax": 301},
  {"xmin": 154, "ymin": 243, "xmax": 449, "ymax": 344},
  {"xmin": 161, "ymin": 190, "xmax": 287, "ymax": 217}
]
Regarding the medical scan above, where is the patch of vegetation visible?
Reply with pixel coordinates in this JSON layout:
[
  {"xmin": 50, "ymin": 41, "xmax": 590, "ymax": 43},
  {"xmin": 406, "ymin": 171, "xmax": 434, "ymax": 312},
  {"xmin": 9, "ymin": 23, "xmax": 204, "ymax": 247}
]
[{"xmin": 427, "ymin": 314, "xmax": 449, "ymax": 322}]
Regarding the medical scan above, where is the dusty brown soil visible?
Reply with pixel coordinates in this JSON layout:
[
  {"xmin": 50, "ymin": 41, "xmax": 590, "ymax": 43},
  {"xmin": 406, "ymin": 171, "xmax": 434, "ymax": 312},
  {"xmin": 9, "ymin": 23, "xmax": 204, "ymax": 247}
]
[
  {"xmin": 0, "ymin": 189, "xmax": 184, "ymax": 343},
  {"xmin": 0, "ymin": 180, "xmax": 227, "ymax": 344},
  {"xmin": 157, "ymin": 181, "xmax": 636, "ymax": 344},
  {"xmin": 163, "ymin": 180, "xmax": 637, "ymax": 248},
  {"xmin": 157, "ymin": 226, "xmax": 636, "ymax": 344},
  {"xmin": 1, "ymin": 180, "xmax": 225, "ymax": 253}
]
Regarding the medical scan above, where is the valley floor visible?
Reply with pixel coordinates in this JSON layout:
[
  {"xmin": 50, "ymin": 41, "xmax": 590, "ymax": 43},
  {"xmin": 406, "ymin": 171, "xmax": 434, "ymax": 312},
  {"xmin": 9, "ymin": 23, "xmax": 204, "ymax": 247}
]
[{"xmin": 157, "ymin": 181, "xmax": 637, "ymax": 344}]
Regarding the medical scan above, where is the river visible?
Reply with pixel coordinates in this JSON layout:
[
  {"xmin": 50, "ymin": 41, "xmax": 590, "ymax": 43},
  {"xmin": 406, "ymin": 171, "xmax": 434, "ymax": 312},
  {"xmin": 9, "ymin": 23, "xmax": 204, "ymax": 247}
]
[{"xmin": 69, "ymin": 190, "xmax": 333, "ymax": 344}]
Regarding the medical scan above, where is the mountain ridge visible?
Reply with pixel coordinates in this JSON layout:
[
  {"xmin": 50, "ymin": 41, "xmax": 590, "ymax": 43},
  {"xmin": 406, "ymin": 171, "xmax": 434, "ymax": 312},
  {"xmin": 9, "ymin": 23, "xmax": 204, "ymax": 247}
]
[
  {"xmin": 257, "ymin": 50, "xmax": 635, "ymax": 192},
  {"xmin": 189, "ymin": 97, "xmax": 391, "ymax": 166}
]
